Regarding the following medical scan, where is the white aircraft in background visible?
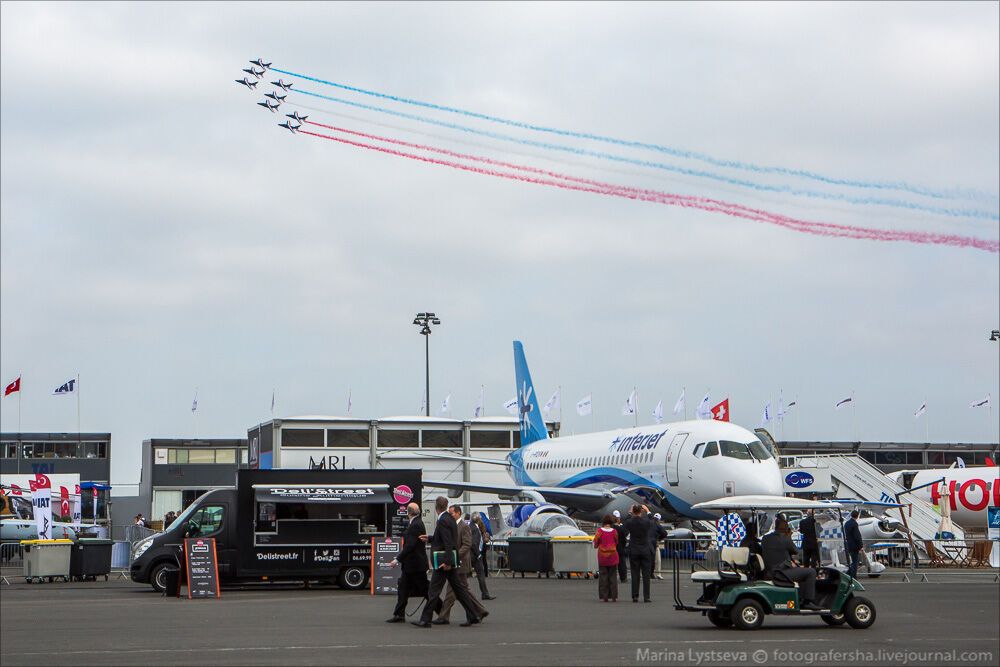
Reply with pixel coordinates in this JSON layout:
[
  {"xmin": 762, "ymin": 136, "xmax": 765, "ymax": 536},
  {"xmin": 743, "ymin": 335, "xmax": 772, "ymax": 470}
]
[
  {"xmin": 419, "ymin": 341, "xmax": 784, "ymax": 526},
  {"xmin": 890, "ymin": 463, "xmax": 999, "ymax": 529}
]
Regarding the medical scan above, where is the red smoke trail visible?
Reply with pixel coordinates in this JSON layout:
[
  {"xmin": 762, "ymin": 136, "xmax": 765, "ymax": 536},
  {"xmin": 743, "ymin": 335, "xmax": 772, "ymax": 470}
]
[{"xmin": 299, "ymin": 126, "xmax": 999, "ymax": 253}]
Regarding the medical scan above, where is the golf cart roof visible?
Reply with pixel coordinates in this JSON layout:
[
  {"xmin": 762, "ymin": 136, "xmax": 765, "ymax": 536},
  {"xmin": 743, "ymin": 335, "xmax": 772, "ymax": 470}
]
[{"xmin": 692, "ymin": 495, "xmax": 903, "ymax": 512}]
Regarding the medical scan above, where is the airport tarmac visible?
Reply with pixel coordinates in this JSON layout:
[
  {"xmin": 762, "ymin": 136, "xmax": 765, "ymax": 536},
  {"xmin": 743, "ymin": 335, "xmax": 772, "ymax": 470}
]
[{"xmin": 1, "ymin": 574, "xmax": 997, "ymax": 666}]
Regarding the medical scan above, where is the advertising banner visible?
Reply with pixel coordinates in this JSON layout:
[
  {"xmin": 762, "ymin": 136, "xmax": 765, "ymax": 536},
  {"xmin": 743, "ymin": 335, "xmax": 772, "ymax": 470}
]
[
  {"xmin": 28, "ymin": 474, "xmax": 52, "ymax": 540},
  {"xmin": 372, "ymin": 537, "xmax": 401, "ymax": 595}
]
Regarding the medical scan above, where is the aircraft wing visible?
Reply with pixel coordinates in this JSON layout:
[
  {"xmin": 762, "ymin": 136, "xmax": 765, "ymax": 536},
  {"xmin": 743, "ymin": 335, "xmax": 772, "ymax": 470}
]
[{"xmin": 424, "ymin": 478, "xmax": 613, "ymax": 512}]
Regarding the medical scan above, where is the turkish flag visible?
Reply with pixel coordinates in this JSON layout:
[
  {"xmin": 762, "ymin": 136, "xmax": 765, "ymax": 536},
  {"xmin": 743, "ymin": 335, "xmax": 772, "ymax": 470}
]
[
  {"xmin": 711, "ymin": 398, "xmax": 730, "ymax": 422},
  {"xmin": 3, "ymin": 376, "xmax": 20, "ymax": 397},
  {"xmin": 33, "ymin": 474, "xmax": 51, "ymax": 490}
]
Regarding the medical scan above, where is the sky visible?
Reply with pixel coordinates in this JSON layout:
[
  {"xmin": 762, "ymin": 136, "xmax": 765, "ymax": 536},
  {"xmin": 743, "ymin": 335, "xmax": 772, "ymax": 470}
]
[{"xmin": 1, "ymin": 1, "xmax": 998, "ymax": 492}]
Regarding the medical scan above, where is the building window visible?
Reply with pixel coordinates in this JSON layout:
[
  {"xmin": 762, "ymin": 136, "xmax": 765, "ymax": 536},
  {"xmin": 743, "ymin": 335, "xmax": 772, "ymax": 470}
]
[
  {"xmin": 187, "ymin": 448, "xmax": 215, "ymax": 464},
  {"xmin": 167, "ymin": 449, "xmax": 189, "ymax": 464},
  {"xmin": 282, "ymin": 429, "xmax": 325, "ymax": 448},
  {"xmin": 421, "ymin": 430, "xmax": 463, "ymax": 449},
  {"xmin": 327, "ymin": 430, "xmax": 369, "ymax": 447},
  {"xmin": 513, "ymin": 431, "xmax": 522, "ymax": 449},
  {"xmin": 471, "ymin": 431, "xmax": 510, "ymax": 449},
  {"xmin": 82, "ymin": 442, "xmax": 108, "ymax": 459},
  {"xmin": 1, "ymin": 442, "xmax": 16, "ymax": 458},
  {"xmin": 215, "ymin": 449, "xmax": 236, "ymax": 464},
  {"xmin": 54, "ymin": 442, "xmax": 78, "ymax": 458},
  {"xmin": 377, "ymin": 430, "xmax": 418, "ymax": 448},
  {"xmin": 240, "ymin": 448, "xmax": 249, "ymax": 465}
]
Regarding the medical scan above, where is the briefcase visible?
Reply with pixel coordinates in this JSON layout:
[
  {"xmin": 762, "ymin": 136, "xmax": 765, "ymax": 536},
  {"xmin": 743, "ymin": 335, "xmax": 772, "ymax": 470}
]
[{"xmin": 432, "ymin": 549, "xmax": 458, "ymax": 569}]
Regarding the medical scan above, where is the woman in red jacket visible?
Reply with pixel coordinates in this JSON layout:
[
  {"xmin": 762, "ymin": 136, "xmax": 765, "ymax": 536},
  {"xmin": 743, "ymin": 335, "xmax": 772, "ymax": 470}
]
[{"xmin": 593, "ymin": 514, "xmax": 620, "ymax": 602}]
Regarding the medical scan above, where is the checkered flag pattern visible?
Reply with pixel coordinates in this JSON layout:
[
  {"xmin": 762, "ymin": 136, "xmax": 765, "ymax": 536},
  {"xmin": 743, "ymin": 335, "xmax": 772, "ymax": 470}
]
[
  {"xmin": 716, "ymin": 512, "xmax": 747, "ymax": 547},
  {"xmin": 819, "ymin": 520, "xmax": 843, "ymax": 540}
]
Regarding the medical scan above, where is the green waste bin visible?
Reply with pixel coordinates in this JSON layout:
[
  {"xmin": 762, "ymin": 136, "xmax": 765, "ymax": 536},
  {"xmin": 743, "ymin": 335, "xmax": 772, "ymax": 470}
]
[
  {"xmin": 508, "ymin": 536, "xmax": 552, "ymax": 577},
  {"xmin": 21, "ymin": 539, "xmax": 73, "ymax": 583},
  {"xmin": 70, "ymin": 539, "xmax": 113, "ymax": 581}
]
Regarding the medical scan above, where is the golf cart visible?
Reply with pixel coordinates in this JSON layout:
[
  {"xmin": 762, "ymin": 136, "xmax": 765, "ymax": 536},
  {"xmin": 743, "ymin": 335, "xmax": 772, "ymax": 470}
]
[{"xmin": 672, "ymin": 495, "xmax": 884, "ymax": 631}]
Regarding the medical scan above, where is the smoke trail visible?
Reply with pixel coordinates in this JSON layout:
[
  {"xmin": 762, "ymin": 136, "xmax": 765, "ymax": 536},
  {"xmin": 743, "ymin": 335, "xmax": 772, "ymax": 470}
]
[
  {"xmin": 273, "ymin": 66, "xmax": 998, "ymax": 203},
  {"xmin": 298, "ymin": 127, "xmax": 998, "ymax": 253},
  {"xmin": 292, "ymin": 88, "xmax": 999, "ymax": 222}
]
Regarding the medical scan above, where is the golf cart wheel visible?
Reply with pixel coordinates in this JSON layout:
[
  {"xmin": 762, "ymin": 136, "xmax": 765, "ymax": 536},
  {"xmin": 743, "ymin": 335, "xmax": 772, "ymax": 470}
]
[
  {"xmin": 707, "ymin": 610, "xmax": 732, "ymax": 628},
  {"xmin": 821, "ymin": 613, "xmax": 847, "ymax": 626},
  {"xmin": 845, "ymin": 596, "xmax": 876, "ymax": 629},
  {"xmin": 338, "ymin": 566, "xmax": 368, "ymax": 590},
  {"xmin": 731, "ymin": 598, "xmax": 765, "ymax": 631}
]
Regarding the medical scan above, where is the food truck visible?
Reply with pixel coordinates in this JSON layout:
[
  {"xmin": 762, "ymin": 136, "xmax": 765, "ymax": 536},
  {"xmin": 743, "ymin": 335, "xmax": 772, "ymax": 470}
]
[{"xmin": 130, "ymin": 469, "xmax": 421, "ymax": 592}]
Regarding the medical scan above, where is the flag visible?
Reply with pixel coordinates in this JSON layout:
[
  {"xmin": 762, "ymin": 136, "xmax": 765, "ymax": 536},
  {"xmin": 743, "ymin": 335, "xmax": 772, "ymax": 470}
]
[
  {"xmin": 695, "ymin": 393, "xmax": 711, "ymax": 419},
  {"xmin": 473, "ymin": 386, "xmax": 485, "ymax": 418},
  {"xmin": 652, "ymin": 399, "xmax": 664, "ymax": 424},
  {"xmin": 29, "ymin": 474, "xmax": 52, "ymax": 541},
  {"xmin": 71, "ymin": 483, "xmax": 82, "ymax": 526},
  {"xmin": 621, "ymin": 389, "xmax": 636, "ymax": 416},
  {"xmin": 956, "ymin": 457, "xmax": 966, "ymax": 469},
  {"xmin": 439, "ymin": 394, "xmax": 451, "ymax": 415},
  {"xmin": 270, "ymin": 390, "xmax": 275, "ymax": 414},
  {"xmin": 711, "ymin": 398, "xmax": 730, "ymax": 422},
  {"xmin": 672, "ymin": 389, "xmax": 685, "ymax": 415},
  {"xmin": 779, "ymin": 399, "xmax": 796, "ymax": 420},
  {"xmin": 760, "ymin": 401, "xmax": 771, "ymax": 426},
  {"xmin": 970, "ymin": 395, "xmax": 990, "ymax": 408},
  {"xmin": 346, "ymin": 389, "xmax": 352, "ymax": 415},
  {"xmin": 543, "ymin": 389, "xmax": 560, "ymax": 419},
  {"xmin": 576, "ymin": 394, "xmax": 592, "ymax": 416},
  {"xmin": 53, "ymin": 378, "xmax": 77, "ymax": 396},
  {"xmin": 3, "ymin": 376, "xmax": 20, "ymax": 397},
  {"xmin": 914, "ymin": 403, "xmax": 926, "ymax": 418},
  {"xmin": 504, "ymin": 397, "xmax": 518, "ymax": 415},
  {"xmin": 835, "ymin": 396, "xmax": 852, "ymax": 410},
  {"xmin": 191, "ymin": 391, "xmax": 198, "ymax": 413}
]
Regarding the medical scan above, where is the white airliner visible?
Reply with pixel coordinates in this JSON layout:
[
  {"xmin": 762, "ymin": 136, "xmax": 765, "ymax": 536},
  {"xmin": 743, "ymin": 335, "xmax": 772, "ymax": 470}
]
[
  {"xmin": 423, "ymin": 341, "xmax": 783, "ymax": 523},
  {"xmin": 890, "ymin": 464, "xmax": 999, "ymax": 529}
]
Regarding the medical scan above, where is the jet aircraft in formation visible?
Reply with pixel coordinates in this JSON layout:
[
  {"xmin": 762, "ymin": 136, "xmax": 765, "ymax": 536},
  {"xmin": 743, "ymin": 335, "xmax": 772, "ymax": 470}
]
[
  {"xmin": 235, "ymin": 77, "xmax": 258, "ymax": 90},
  {"xmin": 278, "ymin": 121, "xmax": 301, "ymax": 134},
  {"xmin": 243, "ymin": 67, "xmax": 265, "ymax": 79},
  {"xmin": 286, "ymin": 111, "xmax": 308, "ymax": 123},
  {"xmin": 257, "ymin": 100, "xmax": 281, "ymax": 113},
  {"xmin": 264, "ymin": 91, "xmax": 286, "ymax": 104},
  {"xmin": 250, "ymin": 58, "xmax": 272, "ymax": 70},
  {"xmin": 272, "ymin": 79, "xmax": 293, "ymax": 91}
]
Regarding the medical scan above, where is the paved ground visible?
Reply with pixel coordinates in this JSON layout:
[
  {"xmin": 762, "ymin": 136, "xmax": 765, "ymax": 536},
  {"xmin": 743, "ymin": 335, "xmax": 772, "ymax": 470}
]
[{"xmin": 1, "ymin": 572, "xmax": 998, "ymax": 666}]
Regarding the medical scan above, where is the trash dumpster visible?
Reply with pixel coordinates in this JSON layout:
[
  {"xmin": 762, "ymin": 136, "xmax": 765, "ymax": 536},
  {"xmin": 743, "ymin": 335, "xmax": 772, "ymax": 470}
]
[
  {"xmin": 508, "ymin": 536, "xmax": 552, "ymax": 577},
  {"xmin": 70, "ymin": 538, "xmax": 113, "ymax": 582},
  {"xmin": 21, "ymin": 539, "xmax": 73, "ymax": 583},
  {"xmin": 551, "ymin": 535, "xmax": 598, "ymax": 578}
]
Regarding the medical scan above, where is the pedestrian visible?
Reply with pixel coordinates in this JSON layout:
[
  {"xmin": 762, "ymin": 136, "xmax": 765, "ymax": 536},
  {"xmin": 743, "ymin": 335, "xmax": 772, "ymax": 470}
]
[
  {"xmin": 613, "ymin": 510, "xmax": 628, "ymax": 583},
  {"xmin": 163, "ymin": 511, "xmax": 177, "ymax": 529},
  {"xmin": 434, "ymin": 507, "xmax": 489, "ymax": 625},
  {"xmin": 844, "ymin": 510, "xmax": 864, "ymax": 580},
  {"xmin": 468, "ymin": 514, "xmax": 495, "ymax": 600},
  {"xmin": 799, "ymin": 509, "xmax": 820, "ymax": 568},
  {"xmin": 761, "ymin": 517, "xmax": 822, "ymax": 610},
  {"xmin": 623, "ymin": 504, "xmax": 653, "ymax": 602},
  {"xmin": 386, "ymin": 502, "xmax": 429, "ymax": 623},
  {"xmin": 649, "ymin": 512, "xmax": 667, "ymax": 579},
  {"xmin": 412, "ymin": 497, "xmax": 484, "ymax": 628},
  {"xmin": 473, "ymin": 514, "xmax": 492, "ymax": 579},
  {"xmin": 134, "ymin": 514, "xmax": 146, "ymax": 528},
  {"xmin": 593, "ymin": 514, "xmax": 619, "ymax": 602}
]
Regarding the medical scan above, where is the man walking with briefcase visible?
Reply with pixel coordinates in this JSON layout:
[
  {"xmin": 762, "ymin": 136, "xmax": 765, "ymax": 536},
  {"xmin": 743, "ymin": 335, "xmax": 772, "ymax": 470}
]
[{"xmin": 413, "ymin": 497, "xmax": 482, "ymax": 628}]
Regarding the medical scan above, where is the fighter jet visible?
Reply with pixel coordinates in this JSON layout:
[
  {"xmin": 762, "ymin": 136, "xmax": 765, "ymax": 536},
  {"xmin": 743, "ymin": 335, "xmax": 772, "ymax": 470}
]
[
  {"xmin": 243, "ymin": 67, "xmax": 265, "ymax": 79},
  {"xmin": 271, "ymin": 79, "xmax": 293, "ymax": 91},
  {"xmin": 286, "ymin": 111, "xmax": 308, "ymax": 123},
  {"xmin": 264, "ymin": 91, "xmax": 286, "ymax": 104},
  {"xmin": 257, "ymin": 100, "xmax": 281, "ymax": 113},
  {"xmin": 278, "ymin": 121, "xmax": 301, "ymax": 134},
  {"xmin": 250, "ymin": 58, "xmax": 272, "ymax": 70},
  {"xmin": 235, "ymin": 77, "xmax": 258, "ymax": 90}
]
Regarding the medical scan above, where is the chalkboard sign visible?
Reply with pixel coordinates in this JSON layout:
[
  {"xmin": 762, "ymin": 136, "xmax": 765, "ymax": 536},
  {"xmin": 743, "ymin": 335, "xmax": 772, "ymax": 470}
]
[
  {"xmin": 371, "ymin": 537, "xmax": 401, "ymax": 596},
  {"xmin": 184, "ymin": 538, "xmax": 220, "ymax": 599}
]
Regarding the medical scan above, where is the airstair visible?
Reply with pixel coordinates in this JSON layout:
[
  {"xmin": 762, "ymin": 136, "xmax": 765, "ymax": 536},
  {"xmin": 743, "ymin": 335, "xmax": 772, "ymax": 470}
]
[{"xmin": 784, "ymin": 454, "xmax": 962, "ymax": 542}]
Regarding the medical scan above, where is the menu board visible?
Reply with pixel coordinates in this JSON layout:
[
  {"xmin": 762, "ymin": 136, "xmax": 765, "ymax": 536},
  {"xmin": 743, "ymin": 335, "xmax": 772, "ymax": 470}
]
[
  {"xmin": 390, "ymin": 506, "xmax": 409, "ymax": 539},
  {"xmin": 184, "ymin": 538, "xmax": 220, "ymax": 599},
  {"xmin": 371, "ymin": 537, "xmax": 401, "ymax": 596}
]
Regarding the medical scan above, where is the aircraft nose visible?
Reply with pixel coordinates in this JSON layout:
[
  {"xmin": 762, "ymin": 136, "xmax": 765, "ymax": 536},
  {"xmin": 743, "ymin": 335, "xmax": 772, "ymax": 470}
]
[{"xmin": 744, "ymin": 462, "xmax": 784, "ymax": 496}]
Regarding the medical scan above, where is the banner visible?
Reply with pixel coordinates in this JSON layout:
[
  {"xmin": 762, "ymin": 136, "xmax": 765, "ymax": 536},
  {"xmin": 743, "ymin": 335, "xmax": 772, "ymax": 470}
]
[
  {"xmin": 29, "ymin": 474, "xmax": 53, "ymax": 540},
  {"xmin": 72, "ymin": 484, "xmax": 82, "ymax": 526}
]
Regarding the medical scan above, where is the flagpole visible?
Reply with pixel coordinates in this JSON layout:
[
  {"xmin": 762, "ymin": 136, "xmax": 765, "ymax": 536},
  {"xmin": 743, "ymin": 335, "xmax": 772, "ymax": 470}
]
[
  {"xmin": 851, "ymin": 390, "xmax": 858, "ymax": 442},
  {"xmin": 634, "ymin": 386, "xmax": 638, "ymax": 428},
  {"xmin": 925, "ymin": 401, "xmax": 929, "ymax": 443},
  {"xmin": 17, "ymin": 370, "xmax": 22, "ymax": 435},
  {"xmin": 558, "ymin": 385, "xmax": 562, "ymax": 425},
  {"xmin": 683, "ymin": 386, "xmax": 687, "ymax": 421},
  {"xmin": 591, "ymin": 390, "xmax": 595, "ymax": 433},
  {"xmin": 76, "ymin": 373, "xmax": 81, "ymax": 448}
]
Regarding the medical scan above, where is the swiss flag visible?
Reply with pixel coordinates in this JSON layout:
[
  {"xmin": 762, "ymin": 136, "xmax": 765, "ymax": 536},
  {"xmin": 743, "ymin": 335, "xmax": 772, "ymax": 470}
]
[
  {"xmin": 711, "ymin": 398, "xmax": 730, "ymax": 422},
  {"xmin": 3, "ymin": 376, "xmax": 20, "ymax": 397}
]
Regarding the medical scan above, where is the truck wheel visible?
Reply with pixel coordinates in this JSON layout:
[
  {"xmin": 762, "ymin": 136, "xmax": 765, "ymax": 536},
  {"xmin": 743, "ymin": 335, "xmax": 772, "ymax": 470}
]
[
  {"xmin": 821, "ymin": 613, "xmax": 847, "ymax": 626},
  {"xmin": 707, "ymin": 610, "xmax": 732, "ymax": 628},
  {"xmin": 338, "ymin": 566, "xmax": 368, "ymax": 590},
  {"xmin": 845, "ymin": 596, "xmax": 876, "ymax": 629},
  {"xmin": 150, "ymin": 563, "xmax": 172, "ymax": 594},
  {"xmin": 731, "ymin": 598, "xmax": 765, "ymax": 631}
]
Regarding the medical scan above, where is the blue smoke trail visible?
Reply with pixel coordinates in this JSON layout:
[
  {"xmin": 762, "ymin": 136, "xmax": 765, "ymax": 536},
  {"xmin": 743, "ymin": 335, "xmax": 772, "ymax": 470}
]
[
  {"xmin": 272, "ymin": 67, "xmax": 998, "ymax": 204},
  {"xmin": 291, "ymin": 87, "xmax": 999, "ymax": 222}
]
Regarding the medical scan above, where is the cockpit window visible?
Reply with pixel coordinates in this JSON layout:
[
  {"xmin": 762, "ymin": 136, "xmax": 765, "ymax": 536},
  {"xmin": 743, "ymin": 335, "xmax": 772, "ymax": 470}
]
[
  {"xmin": 692, "ymin": 443, "xmax": 705, "ymax": 458},
  {"xmin": 720, "ymin": 440, "xmax": 752, "ymax": 460},
  {"xmin": 747, "ymin": 439, "xmax": 773, "ymax": 460},
  {"xmin": 703, "ymin": 441, "xmax": 719, "ymax": 457}
]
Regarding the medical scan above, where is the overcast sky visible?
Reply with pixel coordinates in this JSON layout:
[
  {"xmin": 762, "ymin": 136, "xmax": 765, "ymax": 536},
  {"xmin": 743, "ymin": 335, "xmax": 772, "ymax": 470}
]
[{"xmin": 1, "ymin": 2, "xmax": 998, "ymax": 490}]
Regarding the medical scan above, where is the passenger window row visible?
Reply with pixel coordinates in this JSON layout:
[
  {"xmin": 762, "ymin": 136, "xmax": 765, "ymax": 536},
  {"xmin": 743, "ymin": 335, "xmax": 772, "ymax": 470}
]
[{"xmin": 525, "ymin": 450, "xmax": 654, "ymax": 471}]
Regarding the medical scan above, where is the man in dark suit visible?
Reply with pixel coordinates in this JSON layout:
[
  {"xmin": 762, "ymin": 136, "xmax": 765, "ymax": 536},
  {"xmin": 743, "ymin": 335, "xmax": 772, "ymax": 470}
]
[
  {"xmin": 624, "ymin": 505, "xmax": 653, "ymax": 602},
  {"xmin": 648, "ymin": 511, "xmax": 668, "ymax": 579},
  {"xmin": 386, "ymin": 502, "xmax": 429, "ymax": 623},
  {"xmin": 844, "ymin": 510, "xmax": 864, "ymax": 580},
  {"xmin": 468, "ymin": 514, "xmax": 495, "ymax": 600},
  {"xmin": 613, "ymin": 510, "xmax": 628, "ymax": 583},
  {"xmin": 413, "ymin": 497, "xmax": 483, "ymax": 628},
  {"xmin": 762, "ymin": 517, "xmax": 821, "ymax": 610},
  {"xmin": 434, "ymin": 508, "xmax": 489, "ymax": 624},
  {"xmin": 799, "ymin": 509, "xmax": 820, "ymax": 568}
]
